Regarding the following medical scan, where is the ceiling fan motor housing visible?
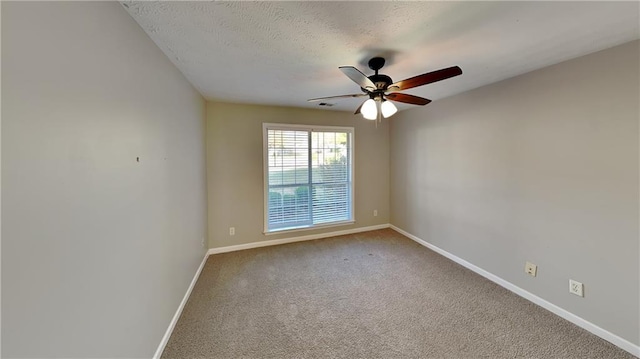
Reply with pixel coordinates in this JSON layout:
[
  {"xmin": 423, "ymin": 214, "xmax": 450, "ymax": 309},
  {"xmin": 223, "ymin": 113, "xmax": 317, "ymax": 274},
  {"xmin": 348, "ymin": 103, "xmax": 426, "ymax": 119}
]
[{"xmin": 368, "ymin": 74, "xmax": 393, "ymax": 91}]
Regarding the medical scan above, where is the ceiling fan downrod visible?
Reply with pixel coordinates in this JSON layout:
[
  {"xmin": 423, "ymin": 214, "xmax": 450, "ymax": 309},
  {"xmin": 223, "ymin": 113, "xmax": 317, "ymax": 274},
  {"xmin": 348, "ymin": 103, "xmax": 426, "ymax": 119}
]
[{"xmin": 366, "ymin": 57, "xmax": 392, "ymax": 91}]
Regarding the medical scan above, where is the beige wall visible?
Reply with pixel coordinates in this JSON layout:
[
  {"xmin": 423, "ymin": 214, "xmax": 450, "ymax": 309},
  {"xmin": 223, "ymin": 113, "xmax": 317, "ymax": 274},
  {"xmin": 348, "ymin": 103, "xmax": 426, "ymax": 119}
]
[
  {"xmin": 2, "ymin": 2, "xmax": 207, "ymax": 357},
  {"xmin": 207, "ymin": 101, "xmax": 389, "ymax": 248},
  {"xmin": 390, "ymin": 40, "xmax": 639, "ymax": 345}
]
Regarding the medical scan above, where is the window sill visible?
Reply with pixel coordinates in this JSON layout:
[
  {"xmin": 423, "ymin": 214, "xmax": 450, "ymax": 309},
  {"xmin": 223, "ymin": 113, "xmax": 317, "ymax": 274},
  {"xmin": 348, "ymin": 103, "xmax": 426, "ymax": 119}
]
[{"xmin": 264, "ymin": 220, "xmax": 355, "ymax": 236}]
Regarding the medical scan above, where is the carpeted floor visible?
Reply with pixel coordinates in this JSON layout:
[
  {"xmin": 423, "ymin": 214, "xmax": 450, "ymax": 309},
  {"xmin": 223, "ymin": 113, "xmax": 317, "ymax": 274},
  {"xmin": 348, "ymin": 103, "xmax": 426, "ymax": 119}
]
[{"xmin": 162, "ymin": 229, "xmax": 635, "ymax": 358}]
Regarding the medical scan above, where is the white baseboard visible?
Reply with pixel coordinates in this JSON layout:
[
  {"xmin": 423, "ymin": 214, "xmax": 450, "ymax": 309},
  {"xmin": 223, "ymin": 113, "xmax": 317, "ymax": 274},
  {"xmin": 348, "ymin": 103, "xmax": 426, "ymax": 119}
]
[
  {"xmin": 390, "ymin": 225, "xmax": 640, "ymax": 357},
  {"xmin": 153, "ymin": 251, "xmax": 209, "ymax": 359},
  {"xmin": 208, "ymin": 223, "xmax": 390, "ymax": 255}
]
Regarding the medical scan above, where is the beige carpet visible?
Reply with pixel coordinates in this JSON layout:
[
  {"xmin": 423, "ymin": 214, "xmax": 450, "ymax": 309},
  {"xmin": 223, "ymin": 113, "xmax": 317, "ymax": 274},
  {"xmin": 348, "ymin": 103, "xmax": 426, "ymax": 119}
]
[{"xmin": 162, "ymin": 229, "xmax": 635, "ymax": 358}]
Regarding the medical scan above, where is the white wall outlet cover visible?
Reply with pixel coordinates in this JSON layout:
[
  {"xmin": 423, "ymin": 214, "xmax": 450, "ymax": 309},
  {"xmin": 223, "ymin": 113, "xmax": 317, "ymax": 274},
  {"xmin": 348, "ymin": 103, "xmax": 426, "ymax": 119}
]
[
  {"xmin": 229, "ymin": 227, "xmax": 235, "ymax": 236},
  {"xmin": 569, "ymin": 279, "xmax": 584, "ymax": 297},
  {"xmin": 524, "ymin": 261, "xmax": 537, "ymax": 277}
]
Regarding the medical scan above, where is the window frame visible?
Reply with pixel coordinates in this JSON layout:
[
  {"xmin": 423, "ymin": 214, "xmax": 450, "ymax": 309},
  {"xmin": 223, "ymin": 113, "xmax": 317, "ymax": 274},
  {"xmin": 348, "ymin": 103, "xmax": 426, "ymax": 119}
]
[{"xmin": 262, "ymin": 123, "xmax": 355, "ymax": 235}]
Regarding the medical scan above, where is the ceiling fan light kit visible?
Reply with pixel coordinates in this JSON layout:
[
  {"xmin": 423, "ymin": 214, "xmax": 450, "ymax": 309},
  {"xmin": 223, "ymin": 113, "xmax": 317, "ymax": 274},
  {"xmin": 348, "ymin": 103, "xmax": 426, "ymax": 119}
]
[{"xmin": 308, "ymin": 56, "xmax": 462, "ymax": 122}]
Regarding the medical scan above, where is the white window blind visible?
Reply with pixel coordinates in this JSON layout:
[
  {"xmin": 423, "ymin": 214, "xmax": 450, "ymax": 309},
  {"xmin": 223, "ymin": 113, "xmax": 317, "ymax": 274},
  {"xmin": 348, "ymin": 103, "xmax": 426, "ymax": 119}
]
[{"xmin": 263, "ymin": 124, "xmax": 353, "ymax": 233}]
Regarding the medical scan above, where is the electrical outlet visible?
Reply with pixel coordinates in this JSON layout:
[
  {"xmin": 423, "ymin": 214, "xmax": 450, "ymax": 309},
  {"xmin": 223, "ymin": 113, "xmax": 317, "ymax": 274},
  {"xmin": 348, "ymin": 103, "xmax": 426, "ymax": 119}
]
[
  {"xmin": 569, "ymin": 279, "xmax": 584, "ymax": 297},
  {"xmin": 373, "ymin": 210, "xmax": 378, "ymax": 217},
  {"xmin": 524, "ymin": 261, "xmax": 537, "ymax": 277},
  {"xmin": 201, "ymin": 237, "xmax": 205, "ymax": 247},
  {"xmin": 229, "ymin": 227, "xmax": 235, "ymax": 236}
]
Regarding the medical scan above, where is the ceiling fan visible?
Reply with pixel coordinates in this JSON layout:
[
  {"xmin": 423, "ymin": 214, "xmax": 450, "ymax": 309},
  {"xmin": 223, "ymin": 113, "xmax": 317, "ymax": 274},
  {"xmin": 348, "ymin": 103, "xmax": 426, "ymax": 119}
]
[{"xmin": 309, "ymin": 57, "xmax": 462, "ymax": 120}]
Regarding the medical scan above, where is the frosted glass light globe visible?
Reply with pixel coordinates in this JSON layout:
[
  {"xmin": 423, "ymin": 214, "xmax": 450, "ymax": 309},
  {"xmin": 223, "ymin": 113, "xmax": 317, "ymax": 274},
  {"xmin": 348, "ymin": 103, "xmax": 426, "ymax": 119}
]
[
  {"xmin": 361, "ymin": 99, "xmax": 377, "ymax": 120},
  {"xmin": 381, "ymin": 100, "xmax": 397, "ymax": 118}
]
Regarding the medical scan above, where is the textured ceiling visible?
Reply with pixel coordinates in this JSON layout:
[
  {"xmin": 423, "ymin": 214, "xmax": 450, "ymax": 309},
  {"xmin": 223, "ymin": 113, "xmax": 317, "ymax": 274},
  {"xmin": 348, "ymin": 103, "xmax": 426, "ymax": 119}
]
[{"xmin": 122, "ymin": 1, "xmax": 639, "ymax": 113}]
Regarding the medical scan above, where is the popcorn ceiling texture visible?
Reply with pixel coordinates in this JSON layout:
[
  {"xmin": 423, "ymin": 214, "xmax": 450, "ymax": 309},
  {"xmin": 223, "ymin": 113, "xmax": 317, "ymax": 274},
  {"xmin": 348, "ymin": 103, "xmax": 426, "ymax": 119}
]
[{"xmin": 122, "ymin": 1, "xmax": 639, "ymax": 111}]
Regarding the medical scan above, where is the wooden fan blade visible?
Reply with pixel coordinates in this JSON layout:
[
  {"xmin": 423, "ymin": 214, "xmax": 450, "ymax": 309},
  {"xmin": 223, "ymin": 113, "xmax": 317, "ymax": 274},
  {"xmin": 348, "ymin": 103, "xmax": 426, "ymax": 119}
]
[
  {"xmin": 387, "ymin": 66, "xmax": 462, "ymax": 92},
  {"xmin": 339, "ymin": 66, "xmax": 376, "ymax": 91},
  {"xmin": 386, "ymin": 93, "xmax": 432, "ymax": 106},
  {"xmin": 308, "ymin": 94, "xmax": 367, "ymax": 102}
]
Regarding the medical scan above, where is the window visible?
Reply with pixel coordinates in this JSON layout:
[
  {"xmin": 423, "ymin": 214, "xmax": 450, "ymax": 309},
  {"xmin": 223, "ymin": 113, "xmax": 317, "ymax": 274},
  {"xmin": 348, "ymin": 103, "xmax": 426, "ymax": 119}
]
[{"xmin": 263, "ymin": 123, "xmax": 354, "ymax": 233}]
